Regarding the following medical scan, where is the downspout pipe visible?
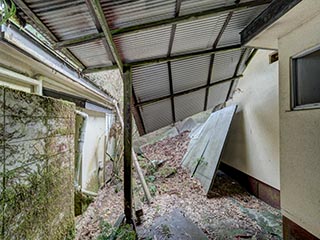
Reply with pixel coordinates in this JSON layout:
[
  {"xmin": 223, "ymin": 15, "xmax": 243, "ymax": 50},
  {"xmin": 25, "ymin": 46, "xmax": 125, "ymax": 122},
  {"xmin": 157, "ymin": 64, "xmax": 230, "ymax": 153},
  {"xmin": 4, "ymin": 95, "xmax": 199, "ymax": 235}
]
[{"xmin": 75, "ymin": 110, "xmax": 98, "ymax": 197}]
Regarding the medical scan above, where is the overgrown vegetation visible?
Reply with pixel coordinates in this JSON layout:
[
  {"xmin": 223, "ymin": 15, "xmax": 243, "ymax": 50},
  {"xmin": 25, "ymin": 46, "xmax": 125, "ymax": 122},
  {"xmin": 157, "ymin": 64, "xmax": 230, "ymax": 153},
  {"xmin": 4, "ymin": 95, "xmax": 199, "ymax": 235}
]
[
  {"xmin": 97, "ymin": 221, "xmax": 136, "ymax": 240},
  {"xmin": 0, "ymin": 0, "xmax": 16, "ymax": 25}
]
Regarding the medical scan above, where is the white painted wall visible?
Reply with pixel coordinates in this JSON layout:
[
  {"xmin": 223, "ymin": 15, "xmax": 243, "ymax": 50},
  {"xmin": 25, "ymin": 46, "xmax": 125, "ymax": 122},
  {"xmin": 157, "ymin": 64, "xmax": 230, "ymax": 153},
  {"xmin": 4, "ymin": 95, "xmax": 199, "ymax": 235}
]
[
  {"xmin": 222, "ymin": 50, "xmax": 280, "ymax": 190},
  {"xmin": 278, "ymin": 14, "xmax": 320, "ymax": 238},
  {"xmin": 82, "ymin": 109, "xmax": 106, "ymax": 192}
]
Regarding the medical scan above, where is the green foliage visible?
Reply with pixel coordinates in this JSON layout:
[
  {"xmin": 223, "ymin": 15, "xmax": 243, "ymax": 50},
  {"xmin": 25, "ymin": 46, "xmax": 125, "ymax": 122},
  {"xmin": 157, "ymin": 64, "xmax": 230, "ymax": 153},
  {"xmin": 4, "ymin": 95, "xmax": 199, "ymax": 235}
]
[
  {"xmin": 194, "ymin": 157, "xmax": 208, "ymax": 167},
  {"xmin": 149, "ymin": 184, "xmax": 157, "ymax": 196},
  {"xmin": 97, "ymin": 221, "xmax": 136, "ymax": 240},
  {"xmin": 0, "ymin": 0, "xmax": 16, "ymax": 25},
  {"xmin": 74, "ymin": 189, "xmax": 94, "ymax": 216},
  {"xmin": 161, "ymin": 224, "xmax": 172, "ymax": 238}
]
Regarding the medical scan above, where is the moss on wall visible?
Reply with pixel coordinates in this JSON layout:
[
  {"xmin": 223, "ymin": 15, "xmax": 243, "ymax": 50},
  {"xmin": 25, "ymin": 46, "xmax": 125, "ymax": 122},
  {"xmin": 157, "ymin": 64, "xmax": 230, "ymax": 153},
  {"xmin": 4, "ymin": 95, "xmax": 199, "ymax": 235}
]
[{"xmin": 0, "ymin": 86, "xmax": 75, "ymax": 239}]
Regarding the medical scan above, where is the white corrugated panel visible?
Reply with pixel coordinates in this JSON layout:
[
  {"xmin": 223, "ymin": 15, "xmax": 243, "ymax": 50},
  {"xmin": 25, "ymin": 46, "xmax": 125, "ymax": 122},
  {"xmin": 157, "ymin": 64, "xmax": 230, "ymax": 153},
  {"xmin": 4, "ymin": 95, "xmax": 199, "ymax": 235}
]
[
  {"xmin": 101, "ymin": 0, "xmax": 176, "ymax": 29},
  {"xmin": 68, "ymin": 39, "xmax": 113, "ymax": 68},
  {"xmin": 140, "ymin": 99, "xmax": 173, "ymax": 133},
  {"xmin": 114, "ymin": 26, "xmax": 171, "ymax": 62},
  {"xmin": 174, "ymin": 89, "xmax": 206, "ymax": 121},
  {"xmin": 211, "ymin": 49, "xmax": 242, "ymax": 83},
  {"xmin": 207, "ymin": 81, "xmax": 230, "ymax": 110},
  {"xmin": 133, "ymin": 63, "xmax": 170, "ymax": 102},
  {"xmin": 217, "ymin": 5, "xmax": 268, "ymax": 47},
  {"xmin": 171, "ymin": 56, "xmax": 210, "ymax": 93},
  {"xmin": 180, "ymin": 0, "xmax": 251, "ymax": 16},
  {"xmin": 171, "ymin": 13, "xmax": 228, "ymax": 55},
  {"xmin": 22, "ymin": 0, "xmax": 98, "ymax": 41}
]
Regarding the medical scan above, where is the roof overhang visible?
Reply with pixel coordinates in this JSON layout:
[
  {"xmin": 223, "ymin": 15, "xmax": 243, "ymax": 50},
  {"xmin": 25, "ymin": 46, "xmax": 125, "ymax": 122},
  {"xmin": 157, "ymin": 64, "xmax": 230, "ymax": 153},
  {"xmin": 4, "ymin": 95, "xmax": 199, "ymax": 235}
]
[
  {"xmin": 241, "ymin": 0, "xmax": 320, "ymax": 49},
  {"xmin": 0, "ymin": 23, "xmax": 115, "ymax": 108}
]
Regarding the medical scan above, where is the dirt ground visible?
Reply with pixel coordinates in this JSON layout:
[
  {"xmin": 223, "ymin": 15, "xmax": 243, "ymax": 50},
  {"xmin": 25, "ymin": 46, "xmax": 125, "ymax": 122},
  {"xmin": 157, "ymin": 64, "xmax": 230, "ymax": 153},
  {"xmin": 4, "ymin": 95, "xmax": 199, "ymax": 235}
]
[{"xmin": 76, "ymin": 131, "xmax": 282, "ymax": 240}]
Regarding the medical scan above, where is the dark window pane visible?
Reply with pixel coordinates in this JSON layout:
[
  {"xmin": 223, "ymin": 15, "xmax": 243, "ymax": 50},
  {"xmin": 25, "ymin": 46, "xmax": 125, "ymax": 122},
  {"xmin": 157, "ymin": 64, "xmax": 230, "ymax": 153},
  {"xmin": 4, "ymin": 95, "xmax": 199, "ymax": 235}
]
[{"xmin": 294, "ymin": 49, "xmax": 320, "ymax": 106}]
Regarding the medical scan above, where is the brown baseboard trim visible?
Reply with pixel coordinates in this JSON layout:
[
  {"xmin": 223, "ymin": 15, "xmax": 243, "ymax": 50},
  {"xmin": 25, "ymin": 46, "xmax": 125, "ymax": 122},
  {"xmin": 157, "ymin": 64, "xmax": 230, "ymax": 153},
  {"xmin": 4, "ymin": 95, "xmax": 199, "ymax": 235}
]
[
  {"xmin": 219, "ymin": 162, "xmax": 280, "ymax": 209},
  {"xmin": 283, "ymin": 216, "xmax": 319, "ymax": 240}
]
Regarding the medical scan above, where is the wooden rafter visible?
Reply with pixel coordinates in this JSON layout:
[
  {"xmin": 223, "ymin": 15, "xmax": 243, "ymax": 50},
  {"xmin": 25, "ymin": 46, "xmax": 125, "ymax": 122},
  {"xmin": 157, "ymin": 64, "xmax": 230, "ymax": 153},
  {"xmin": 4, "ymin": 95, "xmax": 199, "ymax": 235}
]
[{"xmin": 54, "ymin": 0, "xmax": 272, "ymax": 49}]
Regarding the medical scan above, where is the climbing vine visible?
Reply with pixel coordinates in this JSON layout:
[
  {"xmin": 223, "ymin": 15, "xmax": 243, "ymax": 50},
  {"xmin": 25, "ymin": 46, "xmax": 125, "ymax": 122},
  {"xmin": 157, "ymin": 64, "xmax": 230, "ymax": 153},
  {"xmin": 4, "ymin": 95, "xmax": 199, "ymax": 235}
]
[{"xmin": 0, "ymin": 0, "xmax": 16, "ymax": 25}]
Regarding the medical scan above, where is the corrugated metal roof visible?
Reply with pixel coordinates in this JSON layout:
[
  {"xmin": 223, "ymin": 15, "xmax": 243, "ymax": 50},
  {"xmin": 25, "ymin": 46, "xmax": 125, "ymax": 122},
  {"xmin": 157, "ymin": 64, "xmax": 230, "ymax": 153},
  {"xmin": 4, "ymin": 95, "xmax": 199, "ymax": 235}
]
[
  {"xmin": 132, "ymin": 63, "xmax": 170, "ymax": 102},
  {"xmin": 171, "ymin": 55, "xmax": 211, "ymax": 93},
  {"xmin": 207, "ymin": 81, "xmax": 231, "ymax": 110},
  {"xmin": 171, "ymin": 13, "xmax": 228, "ymax": 55},
  {"xmin": 21, "ymin": 0, "xmax": 98, "ymax": 41},
  {"xmin": 101, "ymin": 0, "xmax": 176, "ymax": 29},
  {"xmin": 68, "ymin": 39, "xmax": 113, "ymax": 68},
  {"xmin": 140, "ymin": 99, "xmax": 173, "ymax": 133},
  {"xmin": 12, "ymin": 0, "xmax": 272, "ymax": 133},
  {"xmin": 174, "ymin": 89, "xmax": 206, "ymax": 121},
  {"xmin": 217, "ymin": 5, "xmax": 268, "ymax": 47},
  {"xmin": 211, "ymin": 49, "xmax": 242, "ymax": 83},
  {"xmin": 114, "ymin": 26, "xmax": 171, "ymax": 62},
  {"xmin": 180, "ymin": 0, "xmax": 251, "ymax": 16}
]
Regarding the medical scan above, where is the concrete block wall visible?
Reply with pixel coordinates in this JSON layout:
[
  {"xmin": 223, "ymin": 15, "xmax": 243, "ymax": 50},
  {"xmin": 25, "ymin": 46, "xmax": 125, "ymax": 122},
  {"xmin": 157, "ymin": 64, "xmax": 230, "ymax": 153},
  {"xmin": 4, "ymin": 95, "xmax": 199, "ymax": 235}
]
[{"xmin": 0, "ymin": 87, "xmax": 75, "ymax": 239}]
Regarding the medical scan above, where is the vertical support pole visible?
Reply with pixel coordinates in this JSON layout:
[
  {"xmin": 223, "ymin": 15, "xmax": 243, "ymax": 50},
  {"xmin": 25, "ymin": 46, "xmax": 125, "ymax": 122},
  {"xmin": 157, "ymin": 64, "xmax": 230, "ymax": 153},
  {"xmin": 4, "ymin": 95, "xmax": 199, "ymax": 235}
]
[{"xmin": 123, "ymin": 66, "xmax": 133, "ymax": 224}]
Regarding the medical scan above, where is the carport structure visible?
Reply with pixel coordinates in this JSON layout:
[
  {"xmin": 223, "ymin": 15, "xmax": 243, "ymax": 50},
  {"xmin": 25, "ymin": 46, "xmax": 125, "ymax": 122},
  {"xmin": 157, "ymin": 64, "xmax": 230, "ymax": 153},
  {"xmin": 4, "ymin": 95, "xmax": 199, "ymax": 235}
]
[{"xmin": 10, "ymin": 0, "xmax": 272, "ymax": 224}]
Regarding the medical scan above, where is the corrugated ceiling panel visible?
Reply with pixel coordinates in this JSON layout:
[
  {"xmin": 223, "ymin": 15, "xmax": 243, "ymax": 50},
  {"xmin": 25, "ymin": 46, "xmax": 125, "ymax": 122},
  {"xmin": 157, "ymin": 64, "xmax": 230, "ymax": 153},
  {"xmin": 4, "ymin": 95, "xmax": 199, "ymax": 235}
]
[
  {"xmin": 114, "ymin": 26, "xmax": 171, "ymax": 62},
  {"xmin": 22, "ymin": 0, "xmax": 98, "ymax": 41},
  {"xmin": 171, "ymin": 56, "xmax": 210, "ymax": 93},
  {"xmin": 211, "ymin": 49, "xmax": 242, "ymax": 83},
  {"xmin": 207, "ymin": 82, "xmax": 230, "ymax": 110},
  {"xmin": 132, "ymin": 64, "xmax": 170, "ymax": 102},
  {"xmin": 68, "ymin": 39, "xmax": 113, "ymax": 68},
  {"xmin": 171, "ymin": 13, "xmax": 228, "ymax": 55},
  {"xmin": 218, "ymin": 5, "xmax": 268, "ymax": 47},
  {"xmin": 101, "ymin": 0, "xmax": 176, "ymax": 29},
  {"xmin": 175, "ymin": 89, "xmax": 206, "ymax": 121},
  {"xmin": 140, "ymin": 99, "xmax": 173, "ymax": 133},
  {"xmin": 180, "ymin": 0, "xmax": 252, "ymax": 16}
]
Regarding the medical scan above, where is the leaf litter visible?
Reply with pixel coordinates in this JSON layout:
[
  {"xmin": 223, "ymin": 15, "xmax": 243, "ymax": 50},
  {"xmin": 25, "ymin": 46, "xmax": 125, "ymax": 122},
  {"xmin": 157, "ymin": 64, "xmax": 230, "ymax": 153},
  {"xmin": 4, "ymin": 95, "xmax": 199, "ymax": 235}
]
[{"xmin": 76, "ymin": 131, "xmax": 282, "ymax": 240}]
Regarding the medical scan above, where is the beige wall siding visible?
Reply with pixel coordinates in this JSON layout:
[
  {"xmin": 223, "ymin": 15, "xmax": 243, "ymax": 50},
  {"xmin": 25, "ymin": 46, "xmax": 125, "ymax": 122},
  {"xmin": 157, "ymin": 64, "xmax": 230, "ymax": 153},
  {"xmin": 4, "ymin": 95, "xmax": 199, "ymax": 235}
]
[
  {"xmin": 82, "ymin": 109, "xmax": 106, "ymax": 192},
  {"xmin": 222, "ymin": 50, "xmax": 280, "ymax": 189},
  {"xmin": 278, "ymin": 14, "xmax": 320, "ymax": 238}
]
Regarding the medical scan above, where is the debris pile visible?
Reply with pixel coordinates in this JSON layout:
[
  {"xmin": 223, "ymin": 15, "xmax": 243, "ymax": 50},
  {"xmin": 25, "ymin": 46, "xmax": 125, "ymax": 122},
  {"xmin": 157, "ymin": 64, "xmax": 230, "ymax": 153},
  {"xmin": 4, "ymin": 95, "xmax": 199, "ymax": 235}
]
[{"xmin": 76, "ymin": 130, "xmax": 282, "ymax": 239}]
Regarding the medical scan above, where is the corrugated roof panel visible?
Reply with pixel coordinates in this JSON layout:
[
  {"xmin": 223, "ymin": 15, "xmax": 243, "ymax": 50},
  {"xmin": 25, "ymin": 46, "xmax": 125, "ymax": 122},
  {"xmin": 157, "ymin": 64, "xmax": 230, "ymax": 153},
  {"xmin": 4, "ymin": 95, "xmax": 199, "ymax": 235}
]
[
  {"xmin": 211, "ymin": 49, "xmax": 242, "ymax": 83},
  {"xmin": 114, "ymin": 26, "xmax": 171, "ymax": 63},
  {"xmin": 171, "ymin": 13, "xmax": 228, "ymax": 55},
  {"xmin": 207, "ymin": 81, "xmax": 230, "ymax": 110},
  {"xmin": 101, "ymin": 0, "xmax": 176, "ymax": 29},
  {"xmin": 140, "ymin": 99, "xmax": 173, "ymax": 133},
  {"xmin": 171, "ymin": 56, "xmax": 210, "ymax": 93},
  {"xmin": 132, "ymin": 64, "xmax": 170, "ymax": 102},
  {"xmin": 68, "ymin": 39, "xmax": 113, "ymax": 68},
  {"xmin": 22, "ymin": 0, "xmax": 98, "ymax": 41},
  {"xmin": 180, "ymin": 0, "xmax": 252, "ymax": 16},
  {"xmin": 217, "ymin": 5, "xmax": 268, "ymax": 47},
  {"xmin": 174, "ymin": 89, "xmax": 206, "ymax": 121}
]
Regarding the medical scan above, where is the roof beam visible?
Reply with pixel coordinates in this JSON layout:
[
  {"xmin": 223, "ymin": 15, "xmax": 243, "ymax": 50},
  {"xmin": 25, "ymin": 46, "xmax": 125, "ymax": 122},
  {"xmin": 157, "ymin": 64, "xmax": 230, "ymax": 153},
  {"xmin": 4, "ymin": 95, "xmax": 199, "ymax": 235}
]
[
  {"xmin": 12, "ymin": 0, "xmax": 85, "ymax": 69},
  {"xmin": 82, "ymin": 64, "xmax": 118, "ymax": 74},
  {"xmin": 127, "ymin": 44, "xmax": 241, "ymax": 68},
  {"xmin": 241, "ymin": 0, "xmax": 302, "ymax": 45},
  {"xmin": 87, "ymin": 0, "xmax": 123, "ymax": 72},
  {"xmin": 82, "ymin": 45, "xmax": 241, "ymax": 73},
  {"xmin": 204, "ymin": 12, "xmax": 233, "ymax": 111},
  {"xmin": 135, "ymin": 75, "xmax": 242, "ymax": 107},
  {"xmin": 111, "ymin": 0, "xmax": 271, "ymax": 37},
  {"xmin": 54, "ymin": 0, "xmax": 271, "ymax": 49},
  {"xmin": 54, "ymin": 32, "xmax": 105, "ymax": 50},
  {"xmin": 166, "ymin": 0, "xmax": 181, "ymax": 124}
]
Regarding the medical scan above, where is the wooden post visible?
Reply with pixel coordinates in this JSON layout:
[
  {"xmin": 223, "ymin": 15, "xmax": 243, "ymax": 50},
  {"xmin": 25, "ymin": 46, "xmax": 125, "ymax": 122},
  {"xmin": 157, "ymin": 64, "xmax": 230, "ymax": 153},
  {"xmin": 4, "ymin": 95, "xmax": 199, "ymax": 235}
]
[{"xmin": 123, "ymin": 66, "xmax": 133, "ymax": 224}]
